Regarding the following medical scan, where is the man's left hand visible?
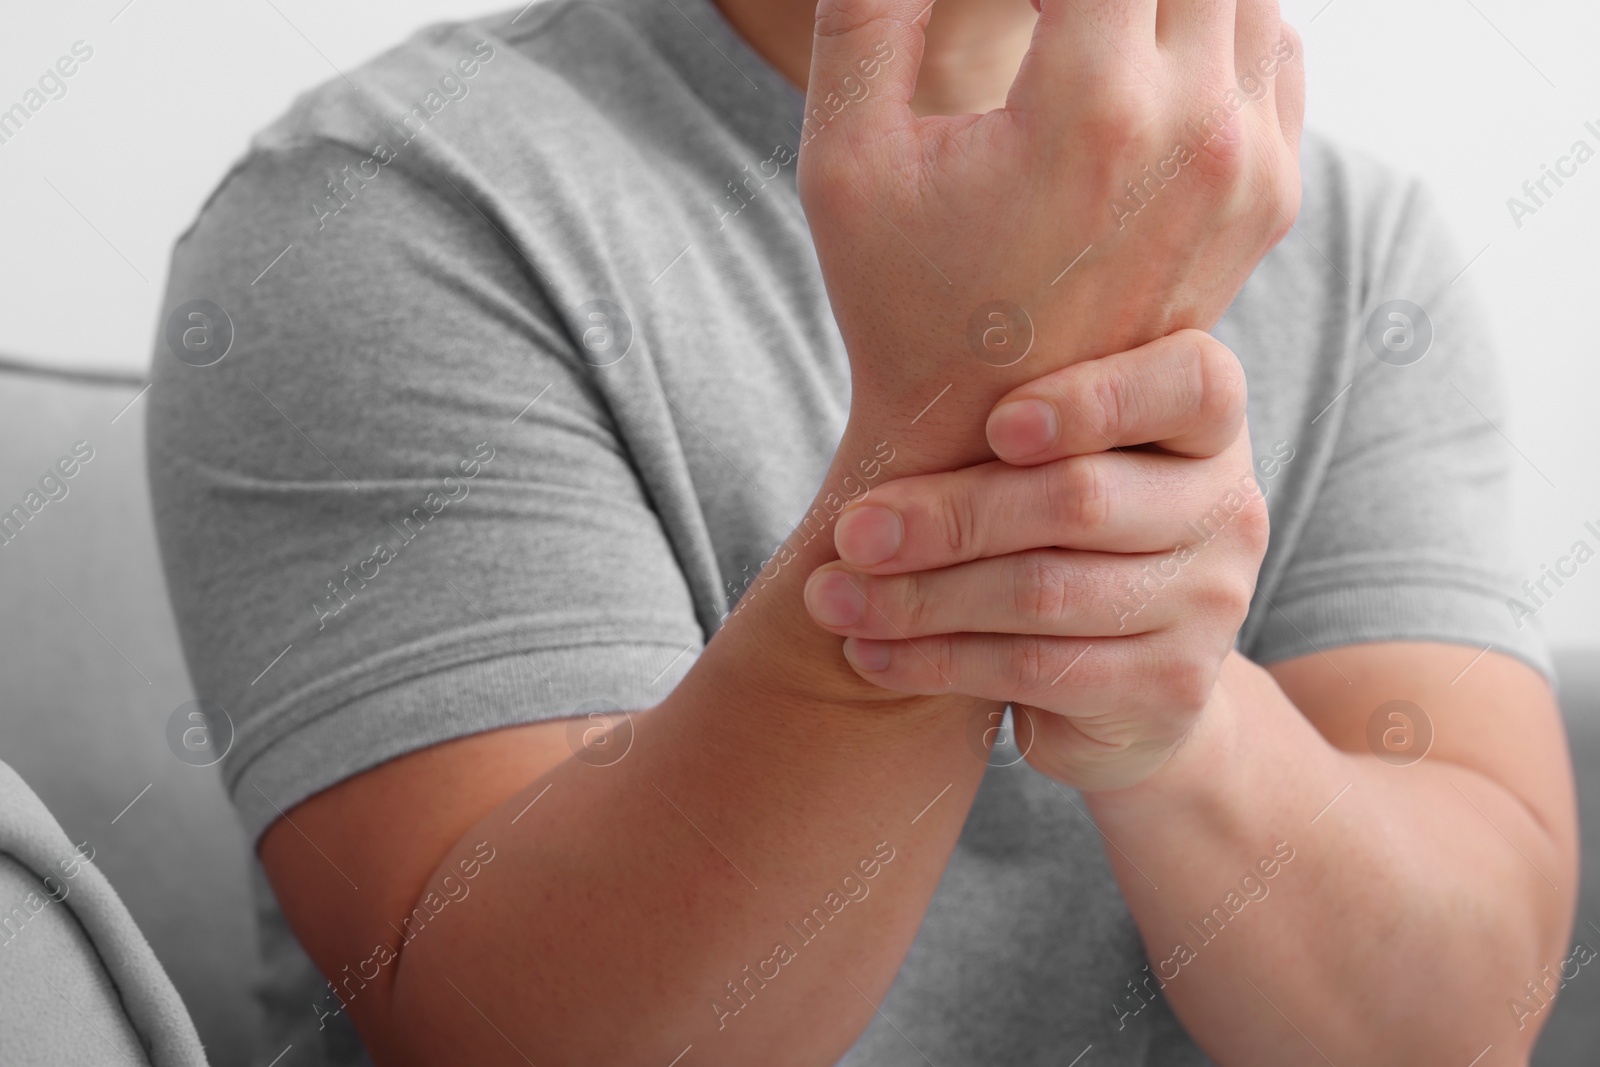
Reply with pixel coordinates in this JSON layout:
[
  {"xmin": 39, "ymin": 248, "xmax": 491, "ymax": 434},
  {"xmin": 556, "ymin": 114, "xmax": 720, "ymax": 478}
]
[{"xmin": 803, "ymin": 329, "xmax": 1268, "ymax": 791}]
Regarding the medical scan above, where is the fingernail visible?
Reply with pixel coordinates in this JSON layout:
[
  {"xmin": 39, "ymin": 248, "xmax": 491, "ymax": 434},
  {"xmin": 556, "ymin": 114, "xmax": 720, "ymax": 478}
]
[
  {"xmin": 804, "ymin": 571, "xmax": 866, "ymax": 627},
  {"xmin": 987, "ymin": 399, "xmax": 1057, "ymax": 460},
  {"xmin": 843, "ymin": 637, "xmax": 892, "ymax": 672},
  {"xmin": 836, "ymin": 505, "xmax": 903, "ymax": 566}
]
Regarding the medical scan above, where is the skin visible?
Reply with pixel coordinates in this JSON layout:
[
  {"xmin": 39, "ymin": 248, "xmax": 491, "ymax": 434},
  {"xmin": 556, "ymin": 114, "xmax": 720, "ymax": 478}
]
[
  {"xmin": 717, "ymin": 0, "xmax": 1039, "ymax": 116},
  {"xmin": 810, "ymin": 333, "xmax": 1579, "ymax": 1063},
  {"xmin": 258, "ymin": 1, "xmax": 1577, "ymax": 1064}
]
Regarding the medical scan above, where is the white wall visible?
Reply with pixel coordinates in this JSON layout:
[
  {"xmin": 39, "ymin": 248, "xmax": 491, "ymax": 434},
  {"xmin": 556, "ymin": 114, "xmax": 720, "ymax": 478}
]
[
  {"xmin": 3, "ymin": 0, "xmax": 1596, "ymax": 646},
  {"xmin": 0, "ymin": 0, "xmax": 508, "ymax": 367}
]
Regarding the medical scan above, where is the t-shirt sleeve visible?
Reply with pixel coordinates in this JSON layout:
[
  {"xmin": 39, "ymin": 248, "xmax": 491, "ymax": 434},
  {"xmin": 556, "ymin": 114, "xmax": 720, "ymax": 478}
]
[
  {"xmin": 1242, "ymin": 178, "xmax": 1553, "ymax": 680},
  {"xmin": 146, "ymin": 140, "xmax": 706, "ymax": 843}
]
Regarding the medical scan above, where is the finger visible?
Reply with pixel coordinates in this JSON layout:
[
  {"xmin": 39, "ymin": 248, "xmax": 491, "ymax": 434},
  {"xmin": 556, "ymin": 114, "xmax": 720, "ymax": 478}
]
[
  {"xmin": 1233, "ymin": 0, "xmax": 1281, "ymax": 77},
  {"xmin": 804, "ymin": 0, "xmax": 930, "ymax": 142},
  {"xmin": 1272, "ymin": 23, "xmax": 1305, "ymax": 147},
  {"xmin": 1155, "ymin": 0, "xmax": 1237, "ymax": 53},
  {"xmin": 806, "ymin": 548, "xmax": 1206, "ymax": 641},
  {"xmin": 985, "ymin": 329, "xmax": 1247, "ymax": 463},
  {"xmin": 853, "ymin": 632, "xmax": 1207, "ymax": 792},
  {"xmin": 1045, "ymin": 0, "xmax": 1160, "ymax": 38},
  {"xmin": 840, "ymin": 632, "xmax": 1209, "ymax": 739},
  {"xmin": 834, "ymin": 450, "xmax": 1245, "ymax": 573},
  {"xmin": 1011, "ymin": 0, "xmax": 1159, "ymax": 113}
]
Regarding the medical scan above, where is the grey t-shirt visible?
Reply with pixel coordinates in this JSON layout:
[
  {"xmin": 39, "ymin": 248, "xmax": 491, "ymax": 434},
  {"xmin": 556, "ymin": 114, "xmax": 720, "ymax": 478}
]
[{"xmin": 144, "ymin": 0, "xmax": 1551, "ymax": 1062}]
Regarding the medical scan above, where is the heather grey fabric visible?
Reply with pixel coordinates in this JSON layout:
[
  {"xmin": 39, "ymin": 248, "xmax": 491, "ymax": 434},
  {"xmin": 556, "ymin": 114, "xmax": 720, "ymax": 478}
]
[
  {"xmin": 144, "ymin": 0, "xmax": 1552, "ymax": 1063},
  {"xmin": 0, "ymin": 761, "xmax": 209, "ymax": 1067}
]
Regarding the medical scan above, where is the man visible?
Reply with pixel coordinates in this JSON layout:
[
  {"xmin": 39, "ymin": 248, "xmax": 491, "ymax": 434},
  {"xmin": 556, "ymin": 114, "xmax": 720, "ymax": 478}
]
[{"xmin": 146, "ymin": 0, "xmax": 1577, "ymax": 1063}]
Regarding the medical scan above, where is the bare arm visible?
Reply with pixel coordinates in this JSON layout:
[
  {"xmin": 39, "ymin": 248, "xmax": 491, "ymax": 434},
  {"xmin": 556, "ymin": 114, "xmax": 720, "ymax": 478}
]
[
  {"xmin": 800, "ymin": 332, "xmax": 1578, "ymax": 1064},
  {"xmin": 1087, "ymin": 644, "xmax": 1577, "ymax": 1065},
  {"xmin": 260, "ymin": 423, "xmax": 999, "ymax": 1067}
]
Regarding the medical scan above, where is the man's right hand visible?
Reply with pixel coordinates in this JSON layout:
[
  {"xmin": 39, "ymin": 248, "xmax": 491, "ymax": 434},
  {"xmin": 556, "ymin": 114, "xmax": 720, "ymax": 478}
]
[{"xmin": 799, "ymin": 0, "xmax": 1304, "ymax": 475}]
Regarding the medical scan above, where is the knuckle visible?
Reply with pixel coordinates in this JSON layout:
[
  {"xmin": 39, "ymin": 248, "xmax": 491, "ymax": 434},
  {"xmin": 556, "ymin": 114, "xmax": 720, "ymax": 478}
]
[
  {"xmin": 1074, "ymin": 86, "xmax": 1162, "ymax": 162},
  {"xmin": 796, "ymin": 151, "xmax": 848, "ymax": 211},
  {"xmin": 1244, "ymin": 153, "xmax": 1301, "ymax": 249},
  {"xmin": 1185, "ymin": 531, "xmax": 1258, "ymax": 625},
  {"xmin": 894, "ymin": 572, "xmax": 932, "ymax": 633},
  {"xmin": 798, "ymin": 137, "xmax": 910, "ymax": 220},
  {"xmin": 1196, "ymin": 574, "xmax": 1254, "ymax": 631},
  {"xmin": 1268, "ymin": 161, "xmax": 1303, "ymax": 238},
  {"xmin": 1082, "ymin": 99, "xmax": 1143, "ymax": 151},
  {"xmin": 1080, "ymin": 367, "xmax": 1127, "ymax": 444},
  {"xmin": 1048, "ymin": 457, "xmax": 1116, "ymax": 538},
  {"xmin": 1010, "ymin": 636, "xmax": 1058, "ymax": 693},
  {"xmin": 1157, "ymin": 655, "xmax": 1214, "ymax": 715},
  {"xmin": 812, "ymin": 0, "xmax": 893, "ymax": 39},
  {"xmin": 931, "ymin": 485, "xmax": 980, "ymax": 560},
  {"xmin": 921, "ymin": 632, "xmax": 957, "ymax": 684},
  {"xmin": 1232, "ymin": 489, "xmax": 1272, "ymax": 559},
  {"xmin": 1014, "ymin": 552, "xmax": 1074, "ymax": 626},
  {"xmin": 1229, "ymin": 574, "xmax": 1258, "ymax": 624},
  {"xmin": 1188, "ymin": 106, "xmax": 1248, "ymax": 186}
]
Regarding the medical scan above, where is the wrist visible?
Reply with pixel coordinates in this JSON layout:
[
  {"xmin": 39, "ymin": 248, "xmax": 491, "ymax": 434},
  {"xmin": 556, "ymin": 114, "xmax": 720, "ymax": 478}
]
[
  {"xmin": 841, "ymin": 377, "xmax": 1015, "ymax": 481},
  {"xmin": 694, "ymin": 428, "xmax": 972, "ymax": 725}
]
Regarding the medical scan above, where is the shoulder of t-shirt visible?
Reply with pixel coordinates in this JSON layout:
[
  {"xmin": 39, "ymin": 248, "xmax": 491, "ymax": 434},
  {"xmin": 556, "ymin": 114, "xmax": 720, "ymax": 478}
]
[
  {"xmin": 1295, "ymin": 129, "xmax": 1462, "ymax": 303},
  {"xmin": 175, "ymin": 0, "xmax": 654, "ymax": 245},
  {"xmin": 251, "ymin": 1, "xmax": 635, "ymax": 149}
]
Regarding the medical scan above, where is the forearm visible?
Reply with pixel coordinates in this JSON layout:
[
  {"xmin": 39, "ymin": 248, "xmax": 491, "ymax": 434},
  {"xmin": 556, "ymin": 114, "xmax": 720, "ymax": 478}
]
[
  {"xmin": 385, "ymin": 429, "xmax": 992, "ymax": 1066},
  {"xmin": 1085, "ymin": 652, "xmax": 1572, "ymax": 1065},
  {"xmin": 367, "ymin": 303, "xmax": 1184, "ymax": 1066}
]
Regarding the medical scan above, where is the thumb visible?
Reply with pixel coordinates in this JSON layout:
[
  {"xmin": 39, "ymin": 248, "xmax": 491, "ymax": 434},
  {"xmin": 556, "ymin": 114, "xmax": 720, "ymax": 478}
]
[{"xmin": 803, "ymin": 0, "xmax": 930, "ymax": 145}]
